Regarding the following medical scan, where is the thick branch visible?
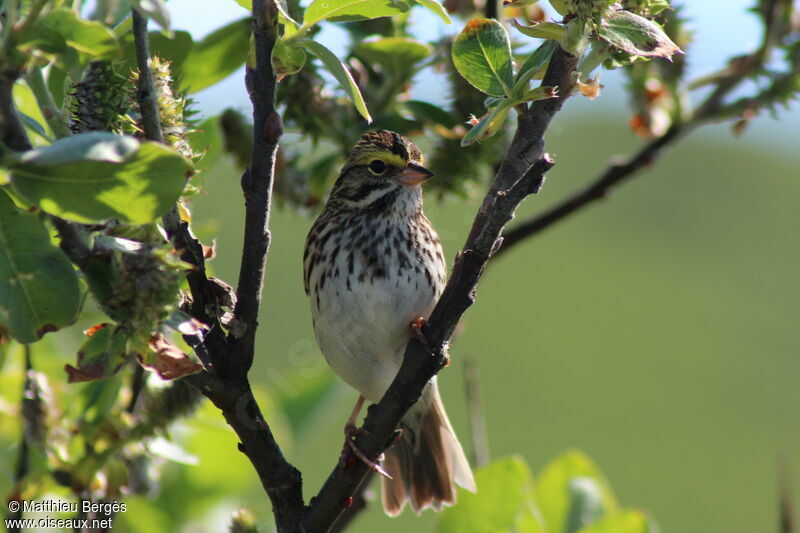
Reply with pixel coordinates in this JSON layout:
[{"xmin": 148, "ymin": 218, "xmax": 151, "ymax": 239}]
[
  {"xmin": 229, "ymin": 0, "xmax": 282, "ymax": 371},
  {"xmin": 304, "ymin": 47, "xmax": 576, "ymax": 532}
]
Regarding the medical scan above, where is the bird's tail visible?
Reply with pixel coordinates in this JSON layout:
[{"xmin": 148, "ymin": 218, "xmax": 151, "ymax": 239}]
[{"xmin": 381, "ymin": 385, "xmax": 476, "ymax": 516}]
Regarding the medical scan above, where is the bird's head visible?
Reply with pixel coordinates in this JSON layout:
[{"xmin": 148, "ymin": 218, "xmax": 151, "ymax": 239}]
[{"xmin": 329, "ymin": 130, "xmax": 433, "ymax": 211}]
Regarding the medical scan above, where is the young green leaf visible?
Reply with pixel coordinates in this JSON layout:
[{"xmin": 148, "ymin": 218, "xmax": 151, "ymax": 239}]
[
  {"xmin": 9, "ymin": 133, "xmax": 192, "ymax": 225},
  {"xmin": 461, "ymin": 98, "xmax": 514, "ymax": 146},
  {"xmin": 277, "ymin": 0, "xmax": 302, "ymax": 29},
  {"xmin": 0, "ymin": 190, "xmax": 81, "ymax": 344},
  {"xmin": 30, "ymin": 8, "xmax": 120, "ymax": 59},
  {"xmin": 66, "ymin": 324, "xmax": 129, "ymax": 383},
  {"xmin": 576, "ymin": 509, "xmax": 656, "ymax": 533},
  {"xmin": 303, "ymin": 0, "xmax": 409, "ymax": 27},
  {"xmin": 121, "ymin": 30, "xmax": 194, "ymax": 74},
  {"xmin": 298, "ymin": 40, "xmax": 372, "ymax": 123},
  {"xmin": 273, "ymin": 39, "xmax": 307, "ymax": 77},
  {"xmin": 414, "ymin": 0, "xmax": 451, "ymax": 24},
  {"xmin": 436, "ymin": 456, "xmax": 535, "ymax": 533},
  {"xmin": 180, "ymin": 18, "xmax": 251, "ymax": 93},
  {"xmin": 132, "ymin": 0, "xmax": 172, "ymax": 31},
  {"xmin": 536, "ymin": 449, "xmax": 620, "ymax": 533},
  {"xmin": 513, "ymin": 40, "xmax": 556, "ymax": 97},
  {"xmin": 511, "ymin": 20, "xmax": 567, "ymax": 41},
  {"xmin": 452, "ymin": 19, "xmax": 514, "ymax": 98},
  {"xmin": 599, "ymin": 10, "xmax": 682, "ymax": 59},
  {"xmin": 402, "ymin": 100, "xmax": 459, "ymax": 128}
]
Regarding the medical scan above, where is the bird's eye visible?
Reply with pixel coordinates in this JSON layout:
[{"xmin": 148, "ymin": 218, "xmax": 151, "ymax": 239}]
[{"xmin": 368, "ymin": 159, "xmax": 387, "ymax": 175}]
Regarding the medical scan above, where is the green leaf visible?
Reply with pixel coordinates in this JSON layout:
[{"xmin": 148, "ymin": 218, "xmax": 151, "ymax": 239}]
[
  {"xmin": 452, "ymin": 19, "xmax": 514, "ymax": 98},
  {"xmin": 0, "ymin": 189, "xmax": 80, "ymax": 344},
  {"xmin": 355, "ymin": 37, "xmax": 431, "ymax": 81},
  {"xmin": 121, "ymin": 30, "xmax": 194, "ymax": 73},
  {"xmin": 599, "ymin": 10, "xmax": 682, "ymax": 59},
  {"xmin": 132, "ymin": 0, "xmax": 171, "ymax": 30},
  {"xmin": 402, "ymin": 100, "xmax": 458, "ymax": 128},
  {"xmin": 461, "ymin": 98, "xmax": 514, "ymax": 146},
  {"xmin": 180, "ymin": 18, "xmax": 251, "ymax": 93},
  {"xmin": 31, "ymin": 8, "xmax": 120, "ymax": 59},
  {"xmin": 66, "ymin": 324, "xmax": 128, "ymax": 383},
  {"xmin": 303, "ymin": 0, "xmax": 409, "ymax": 27},
  {"xmin": 577, "ymin": 510, "xmax": 657, "ymax": 533},
  {"xmin": 413, "ymin": 0, "xmax": 450, "ymax": 24},
  {"xmin": 276, "ymin": 0, "xmax": 302, "ymax": 28},
  {"xmin": 298, "ymin": 40, "xmax": 372, "ymax": 123},
  {"xmin": 437, "ymin": 456, "xmax": 535, "ymax": 533},
  {"xmin": 273, "ymin": 39, "xmax": 307, "ymax": 77},
  {"xmin": 19, "ymin": 112, "xmax": 51, "ymax": 142},
  {"xmin": 536, "ymin": 449, "xmax": 620, "ymax": 533},
  {"xmin": 190, "ymin": 116, "xmax": 223, "ymax": 172},
  {"xmin": 512, "ymin": 20, "xmax": 566, "ymax": 41},
  {"xmin": 513, "ymin": 40, "xmax": 556, "ymax": 97},
  {"xmin": 9, "ymin": 132, "xmax": 191, "ymax": 225},
  {"xmin": 565, "ymin": 477, "xmax": 608, "ymax": 532}
]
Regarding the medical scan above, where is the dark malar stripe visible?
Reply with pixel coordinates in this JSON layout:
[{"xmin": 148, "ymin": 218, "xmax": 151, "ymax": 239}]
[{"xmin": 344, "ymin": 181, "xmax": 392, "ymax": 203}]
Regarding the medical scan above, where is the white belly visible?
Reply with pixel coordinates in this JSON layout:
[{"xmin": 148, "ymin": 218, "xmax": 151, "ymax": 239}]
[{"xmin": 312, "ymin": 271, "xmax": 437, "ymax": 402}]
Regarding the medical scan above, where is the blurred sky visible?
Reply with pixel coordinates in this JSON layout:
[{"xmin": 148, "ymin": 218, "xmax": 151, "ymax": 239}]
[{"xmin": 160, "ymin": 0, "xmax": 799, "ymax": 143}]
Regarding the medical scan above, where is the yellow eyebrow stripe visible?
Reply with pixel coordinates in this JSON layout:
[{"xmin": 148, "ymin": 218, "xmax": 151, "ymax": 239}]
[{"xmin": 350, "ymin": 152, "xmax": 407, "ymax": 168}]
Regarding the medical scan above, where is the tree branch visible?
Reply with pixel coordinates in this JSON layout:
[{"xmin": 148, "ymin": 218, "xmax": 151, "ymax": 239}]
[
  {"xmin": 228, "ymin": 0, "xmax": 282, "ymax": 372},
  {"xmin": 131, "ymin": 10, "xmax": 163, "ymax": 144},
  {"xmin": 6, "ymin": 346, "xmax": 33, "ymax": 532},
  {"xmin": 463, "ymin": 359, "xmax": 490, "ymax": 468},
  {"xmin": 304, "ymin": 46, "xmax": 577, "ymax": 532},
  {"xmin": 0, "ymin": 70, "xmax": 33, "ymax": 152},
  {"xmin": 130, "ymin": 6, "xmax": 303, "ymax": 531}
]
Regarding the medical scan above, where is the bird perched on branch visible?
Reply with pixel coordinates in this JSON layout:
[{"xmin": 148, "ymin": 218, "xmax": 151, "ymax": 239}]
[{"xmin": 304, "ymin": 130, "xmax": 476, "ymax": 515}]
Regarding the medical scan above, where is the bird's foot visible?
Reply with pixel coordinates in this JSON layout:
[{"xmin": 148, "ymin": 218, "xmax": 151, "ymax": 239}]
[
  {"xmin": 410, "ymin": 317, "xmax": 450, "ymax": 367},
  {"xmin": 341, "ymin": 425, "xmax": 392, "ymax": 479}
]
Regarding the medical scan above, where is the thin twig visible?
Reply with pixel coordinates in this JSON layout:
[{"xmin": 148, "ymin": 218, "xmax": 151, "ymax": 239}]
[
  {"xmin": 131, "ymin": 10, "xmax": 163, "ymax": 144},
  {"xmin": 130, "ymin": 6, "xmax": 229, "ymax": 366},
  {"xmin": 25, "ymin": 67, "xmax": 71, "ymax": 139},
  {"xmin": 463, "ymin": 359, "xmax": 490, "ymax": 468},
  {"xmin": 228, "ymin": 0, "xmax": 283, "ymax": 372},
  {"xmin": 304, "ymin": 47, "xmax": 576, "ymax": 532},
  {"xmin": 6, "ymin": 346, "xmax": 34, "ymax": 532},
  {"xmin": 11, "ymin": 0, "xmax": 49, "ymax": 34},
  {"xmin": 779, "ymin": 455, "xmax": 796, "ymax": 533}
]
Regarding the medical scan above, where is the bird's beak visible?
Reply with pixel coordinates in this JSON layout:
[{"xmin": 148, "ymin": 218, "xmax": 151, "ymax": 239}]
[{"xmin": 394, "ymin": 162, "xmax": 434, "ymax": 186}]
